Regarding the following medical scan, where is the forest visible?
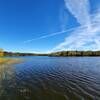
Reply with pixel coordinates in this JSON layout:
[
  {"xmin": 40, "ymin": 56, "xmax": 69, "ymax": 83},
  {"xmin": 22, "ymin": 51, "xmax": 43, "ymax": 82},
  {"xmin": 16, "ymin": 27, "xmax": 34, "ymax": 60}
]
[
  {"xmin": 2, "ymin": 51, "xmax": 100, "ymax": 57},
  {"xmin": 49, "ymin": 51, "xmax": 100, "ymax": 56},
  {"xmin": 0, "ymin": 48, "xmax": 100, "ymax": 57}
]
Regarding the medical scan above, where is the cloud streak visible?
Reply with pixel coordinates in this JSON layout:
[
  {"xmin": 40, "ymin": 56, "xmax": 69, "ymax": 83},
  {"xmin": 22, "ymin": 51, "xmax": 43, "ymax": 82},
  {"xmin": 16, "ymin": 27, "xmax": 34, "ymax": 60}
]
[
  {"xmin": 23, "ymin": 0, "xmax": 100, "ymax": 53},
  {"xmin": 23, "ymin": 26, "xmax": 78, "ymax": 43},
  {"xmin": 52, "ymin": 10, "xmax": 100, "ymax": 52},
  {"xmin": 50, "ymin": 0, "xmax": 100, "ymax": 52},
  {"xmin": 64, "ymin": 0, "xmax": 91, "ymax": 26}
]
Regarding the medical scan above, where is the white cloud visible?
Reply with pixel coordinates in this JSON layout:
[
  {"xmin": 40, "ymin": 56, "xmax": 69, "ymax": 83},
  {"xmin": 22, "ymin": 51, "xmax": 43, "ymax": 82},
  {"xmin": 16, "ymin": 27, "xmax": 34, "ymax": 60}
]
[
  {"xmin": 23, "ymin": 0, "xmax": 100, "ymax": 52},
  {"xmin": 64, "ymin": 0, "xmax": 91, "ymax": 26},
  {"xmin": 51, "ymin": 11, "xmax": 100, "ymax": 52}
]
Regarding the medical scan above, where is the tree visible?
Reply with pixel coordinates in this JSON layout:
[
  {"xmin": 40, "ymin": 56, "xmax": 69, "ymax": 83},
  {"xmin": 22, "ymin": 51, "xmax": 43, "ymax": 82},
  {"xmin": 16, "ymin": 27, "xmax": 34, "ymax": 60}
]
[{"xmin": 0, "ymin": 49, "xmax": 4, "ymax": 56}]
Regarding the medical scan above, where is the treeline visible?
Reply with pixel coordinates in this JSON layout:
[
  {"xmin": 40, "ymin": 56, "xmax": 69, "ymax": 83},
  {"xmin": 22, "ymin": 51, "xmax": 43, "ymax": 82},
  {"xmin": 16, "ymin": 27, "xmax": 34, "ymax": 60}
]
[
  {"xmin": 4, "ymin": 51, "xmax": 36, "ymax": 56},
  {"xmin": 4, "ymin": 51, "xmax": 48, "ymax": 56},
  {"xmin": 2, "ymin": 51, "xmax": 100, "ymax": 57},
  {"xmin": 49, "ymin": 51, "xmax": 100, "ymax": 57}
]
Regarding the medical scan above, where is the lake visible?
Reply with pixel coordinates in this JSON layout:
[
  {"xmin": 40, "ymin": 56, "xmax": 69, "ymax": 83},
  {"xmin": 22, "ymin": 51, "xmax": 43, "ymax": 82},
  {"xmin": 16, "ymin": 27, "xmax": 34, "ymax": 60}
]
[{"xmin": 0, "ymin": 56, "xmax": 100, "ymax": 100}]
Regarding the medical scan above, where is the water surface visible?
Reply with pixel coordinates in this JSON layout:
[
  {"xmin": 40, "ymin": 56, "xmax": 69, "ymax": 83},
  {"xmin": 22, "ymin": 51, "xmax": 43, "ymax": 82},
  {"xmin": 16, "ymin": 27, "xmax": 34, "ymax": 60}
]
[{"xmin": 0, "ymin": 56, "xmax": 100, "ymax": 100}]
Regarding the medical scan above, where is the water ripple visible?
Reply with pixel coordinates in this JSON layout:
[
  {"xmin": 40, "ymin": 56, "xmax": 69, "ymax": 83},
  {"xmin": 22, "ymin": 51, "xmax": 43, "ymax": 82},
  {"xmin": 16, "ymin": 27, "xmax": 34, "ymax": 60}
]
[{"xmin": 0, "ymin": 57, "xmax": 100, "ymax": 100}]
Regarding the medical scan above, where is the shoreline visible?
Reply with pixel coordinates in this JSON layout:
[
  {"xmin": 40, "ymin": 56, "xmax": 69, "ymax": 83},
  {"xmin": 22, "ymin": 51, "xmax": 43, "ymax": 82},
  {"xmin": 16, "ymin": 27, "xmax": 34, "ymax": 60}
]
[{"xmin": 0, "ymin": 58, "xmax": 23, "ymax": 64}]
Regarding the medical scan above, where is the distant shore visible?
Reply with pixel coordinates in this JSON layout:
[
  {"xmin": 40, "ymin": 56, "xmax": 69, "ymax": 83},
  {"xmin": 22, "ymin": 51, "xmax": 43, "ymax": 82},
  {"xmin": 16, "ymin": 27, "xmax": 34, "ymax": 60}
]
[
  {"xmin": 49, "ymin": 51, "xmax": 100, "ymax": 57},
  {"xmin": 1, "ymin": 50, "xmax": 100, "ymax": 57}
]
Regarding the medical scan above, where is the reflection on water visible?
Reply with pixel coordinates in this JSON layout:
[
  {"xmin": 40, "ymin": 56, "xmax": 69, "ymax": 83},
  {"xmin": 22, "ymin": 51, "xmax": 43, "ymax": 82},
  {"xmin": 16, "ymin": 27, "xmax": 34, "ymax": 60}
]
[{"xmin": 0, "ymin": 57, "xmax": 100, "ymax": 100}]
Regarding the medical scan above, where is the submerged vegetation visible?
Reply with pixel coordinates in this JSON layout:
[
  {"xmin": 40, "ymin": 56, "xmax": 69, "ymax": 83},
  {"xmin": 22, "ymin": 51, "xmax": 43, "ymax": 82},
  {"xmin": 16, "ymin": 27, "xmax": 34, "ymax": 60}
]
[
  {"xmin": 0, "ymin": 49, "xmax": 23, "ymax": 64},
  {"xmin": 0, "ymin": 58, "xmax": 23, "ymax": 64}
]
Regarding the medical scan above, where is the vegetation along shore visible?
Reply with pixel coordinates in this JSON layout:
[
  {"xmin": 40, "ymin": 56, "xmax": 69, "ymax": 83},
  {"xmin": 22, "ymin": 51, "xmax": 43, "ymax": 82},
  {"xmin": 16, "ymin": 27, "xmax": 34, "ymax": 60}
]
[
  {"xmin": 1, "ymin": 48, "xmax": 100, "ymax": 57},
  {"xmin": 3, "ymin": 51, "xmax": 100, "ymax": 57}
]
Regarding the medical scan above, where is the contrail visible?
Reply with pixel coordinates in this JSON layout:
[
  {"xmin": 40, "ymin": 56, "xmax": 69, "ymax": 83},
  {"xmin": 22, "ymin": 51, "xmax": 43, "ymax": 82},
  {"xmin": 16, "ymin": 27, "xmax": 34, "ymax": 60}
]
[
  {"xmin": 23, "ymin": 24, "xmax": 90, "ymax": 43},
  {"xmin": 24, "ymin": 0, "xmax": 91, "ymax": 44},
  {"xmin": 52, "ymin": 10, "xmax": 100, "ymax": 52},
  {"xmin": 23, "ymin": 11, "xmax": 97, "ymax": 44},
  {"xmin": 23, "ymin": 27, "xmax": 77, "ymax": 43}
]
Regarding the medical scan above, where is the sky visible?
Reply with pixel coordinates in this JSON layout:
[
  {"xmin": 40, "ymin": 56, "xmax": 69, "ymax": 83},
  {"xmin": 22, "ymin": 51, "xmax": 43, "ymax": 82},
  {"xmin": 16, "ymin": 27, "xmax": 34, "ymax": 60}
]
[{"xmin": 0, "ymin": 0, "xmax": 100, "ymax": 53}]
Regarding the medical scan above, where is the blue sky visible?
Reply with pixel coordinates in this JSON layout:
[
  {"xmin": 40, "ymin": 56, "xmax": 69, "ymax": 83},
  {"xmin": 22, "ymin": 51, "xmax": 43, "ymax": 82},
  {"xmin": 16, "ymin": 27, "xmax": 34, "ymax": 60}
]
[{"xmin": 0, "ymin": 0, "xmax": 100, "ymax": 53}]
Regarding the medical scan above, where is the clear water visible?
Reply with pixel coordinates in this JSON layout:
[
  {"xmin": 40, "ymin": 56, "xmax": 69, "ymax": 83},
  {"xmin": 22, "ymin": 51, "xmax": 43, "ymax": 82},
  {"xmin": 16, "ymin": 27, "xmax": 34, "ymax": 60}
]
[{"xmin": 0, "ymin": 56, "xmax": 100, "ymax": 100}]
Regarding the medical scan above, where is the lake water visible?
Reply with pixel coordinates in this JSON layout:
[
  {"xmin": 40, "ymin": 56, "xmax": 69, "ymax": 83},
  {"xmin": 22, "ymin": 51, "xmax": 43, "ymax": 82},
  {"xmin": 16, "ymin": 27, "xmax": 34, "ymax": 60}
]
[{"xmin": 0, "ymin": 56, "xmax": 100, "ymax": 100}]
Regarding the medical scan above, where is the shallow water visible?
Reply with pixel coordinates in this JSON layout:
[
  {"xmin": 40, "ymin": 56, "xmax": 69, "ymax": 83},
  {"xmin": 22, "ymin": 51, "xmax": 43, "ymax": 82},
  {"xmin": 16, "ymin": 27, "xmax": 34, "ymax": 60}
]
[{"xmin": 0, "ymin": 56, "xmax": 100, "ymax": 100}]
